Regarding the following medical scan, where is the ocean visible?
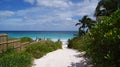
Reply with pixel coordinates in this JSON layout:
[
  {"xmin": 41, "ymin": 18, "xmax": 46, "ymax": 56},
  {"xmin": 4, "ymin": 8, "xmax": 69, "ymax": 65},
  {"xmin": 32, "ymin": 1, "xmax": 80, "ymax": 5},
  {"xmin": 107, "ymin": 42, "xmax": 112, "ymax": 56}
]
[{"xmin": 0, "ymin": 31, "xmax": 77, "ymax": 42}]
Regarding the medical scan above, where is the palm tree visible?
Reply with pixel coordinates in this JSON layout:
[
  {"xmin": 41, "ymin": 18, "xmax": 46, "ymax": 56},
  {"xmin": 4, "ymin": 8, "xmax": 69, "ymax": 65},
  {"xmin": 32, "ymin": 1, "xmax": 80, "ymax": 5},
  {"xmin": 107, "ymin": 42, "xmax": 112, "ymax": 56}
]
[
  {"xmin": 75, "ymin": 15, "xmax": 96, "ymax": 37},
  {"xmin": 95, "ymin": 0, "xmax": 120, "ymax": 17},
  {"xmin": 85, "ymin": 18, "xmax": 96, "ymax": 29}
]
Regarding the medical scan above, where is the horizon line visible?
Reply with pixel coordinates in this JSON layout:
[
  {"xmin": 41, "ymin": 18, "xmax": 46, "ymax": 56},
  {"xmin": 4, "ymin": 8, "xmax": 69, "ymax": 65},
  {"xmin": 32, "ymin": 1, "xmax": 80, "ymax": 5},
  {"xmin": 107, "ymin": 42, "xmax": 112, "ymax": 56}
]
[{"xmin": 0, "ymin": 30, "xmax": 77, "ymax": 32}]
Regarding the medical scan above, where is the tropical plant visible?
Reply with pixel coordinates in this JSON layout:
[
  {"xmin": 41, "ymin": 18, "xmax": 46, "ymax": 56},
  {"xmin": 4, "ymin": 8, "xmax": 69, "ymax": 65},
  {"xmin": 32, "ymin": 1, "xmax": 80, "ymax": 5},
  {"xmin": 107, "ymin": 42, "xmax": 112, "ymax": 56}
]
[
  {"xmin": 85, "ymin": 10, "xmax": 120, "ymax": 67},
  {"xmin": 76, "ymin": 15, "xmax": 96, "ymax": 37},
  {"xmin": 69, "ymin": 9, "xmax": 120, "ymax": 67}
]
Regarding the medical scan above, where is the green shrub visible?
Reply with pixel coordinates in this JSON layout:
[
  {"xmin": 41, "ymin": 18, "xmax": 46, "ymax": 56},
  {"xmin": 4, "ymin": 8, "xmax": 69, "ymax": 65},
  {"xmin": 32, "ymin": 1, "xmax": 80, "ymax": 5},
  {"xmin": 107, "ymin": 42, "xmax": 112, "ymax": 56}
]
[
  {"xmin": 0, "ymin": 49, "xmax": 33, "ymax": 67},
  {"xmin": 68, "ymin": 37, "xmax": 82, "ymax": 50},
  {"xmin": 20, "ymin": 37, "xmax": 33, "ymax": 43},
  {"xmin": 68, "ymin": 10, "xmax": 120, "ymax": 67},
  {"xmin": 68, "ymin": 34, "xmax": 91, "ymax": 52},
  {"xmin": 84, "ymin": 10, "xmax": 120, "ymax": 67},
  {"xmin": 25, "ymin": 40, "xmax": 62, "ymax": 58}
]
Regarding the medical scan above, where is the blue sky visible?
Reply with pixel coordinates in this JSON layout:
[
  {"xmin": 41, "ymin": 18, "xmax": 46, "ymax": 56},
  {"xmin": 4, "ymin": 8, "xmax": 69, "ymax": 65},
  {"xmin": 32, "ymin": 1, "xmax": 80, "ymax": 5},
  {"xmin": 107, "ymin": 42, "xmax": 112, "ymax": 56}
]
[{"xmin": 0, "ymin": 0, "xmax": 98, "ymax": 31}]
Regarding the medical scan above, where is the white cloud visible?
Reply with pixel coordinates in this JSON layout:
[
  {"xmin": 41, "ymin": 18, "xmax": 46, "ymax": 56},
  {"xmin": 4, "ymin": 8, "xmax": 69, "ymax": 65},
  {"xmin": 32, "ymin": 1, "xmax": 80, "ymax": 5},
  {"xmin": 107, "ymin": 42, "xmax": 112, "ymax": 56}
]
[
  {"xmin": 0, "ymin": 0, "xmax": 99, "ymax": 31},
  {"xmin": 0, "ymin": 11, "xmax": 15, "ymax": 18},
  {"xmin": 24, "ymin": 0, "xmax": 35, "ymax": 5},
  {"xmin": 36, "ymin": 0, "xmax": 73, "ymax": 8},
  {"xmin": 66, "ymin": 17, "xmax": 72, "ymax": 21},
  {"xmin": 24, "ymin": 0, "xmax": 72, "ymax": 8}
]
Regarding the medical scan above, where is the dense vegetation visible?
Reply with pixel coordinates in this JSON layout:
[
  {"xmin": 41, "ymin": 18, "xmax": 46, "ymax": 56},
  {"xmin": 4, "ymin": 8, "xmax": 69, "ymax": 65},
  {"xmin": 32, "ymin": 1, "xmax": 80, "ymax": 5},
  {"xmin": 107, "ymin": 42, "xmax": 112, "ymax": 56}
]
[
  {"xmin": 0, "ymin": 38, "xmax": 62, "ymax": 67},
  {"xmin": 0, "ymin": 48, "xmax": 33, "ymax": 67},
  {"xmin": 68, "ymin": 0, "xmax": 120, "ymax": 66},
  {"xmin": 86, "ymin": 10, "xmax": 120, "ymax": 67},
  {"xmin": 68, "ymin": 9, "xmax": 120, "ymax": 67}
]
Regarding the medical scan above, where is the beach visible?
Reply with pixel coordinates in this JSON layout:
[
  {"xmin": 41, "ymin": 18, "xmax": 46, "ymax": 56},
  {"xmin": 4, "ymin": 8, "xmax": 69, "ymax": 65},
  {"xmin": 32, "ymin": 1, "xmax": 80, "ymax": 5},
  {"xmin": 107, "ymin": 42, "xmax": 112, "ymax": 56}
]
[
  {"xmin": 32, "ymin": 41, "xmax": 90, "ymax": 67},
  {"xmin": 0, "ymin": 31, "xmax": 91, "ymax": 67}
]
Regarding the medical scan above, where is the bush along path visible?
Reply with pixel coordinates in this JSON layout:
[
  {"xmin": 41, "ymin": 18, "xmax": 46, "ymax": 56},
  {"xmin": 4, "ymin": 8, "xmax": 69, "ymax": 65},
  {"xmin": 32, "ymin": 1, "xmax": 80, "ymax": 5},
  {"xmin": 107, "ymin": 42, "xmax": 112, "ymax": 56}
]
[
  {"xmin": 25, "ymin": 40, "xmax": 62, "ymax": 59},
  {"xmin": 0, "ymin": 39, "xmax": 62, "ymax": 67},
  {"xmin": 68, "ymin": 10, "xmax": 120, "ymax": 67}
]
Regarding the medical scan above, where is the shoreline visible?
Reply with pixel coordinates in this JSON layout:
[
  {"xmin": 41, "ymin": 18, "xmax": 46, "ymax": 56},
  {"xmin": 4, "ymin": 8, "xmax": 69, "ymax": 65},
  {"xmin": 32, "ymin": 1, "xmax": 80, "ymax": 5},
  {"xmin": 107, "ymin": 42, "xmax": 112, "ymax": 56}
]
[{"xmin": 33, "ymin": 37, "xmax": 69, "ymax": 44}]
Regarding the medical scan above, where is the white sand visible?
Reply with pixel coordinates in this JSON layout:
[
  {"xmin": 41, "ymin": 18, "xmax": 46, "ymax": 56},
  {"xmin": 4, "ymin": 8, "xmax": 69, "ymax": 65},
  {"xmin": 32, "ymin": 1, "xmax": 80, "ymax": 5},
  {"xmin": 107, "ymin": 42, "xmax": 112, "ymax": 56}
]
[{"xmin": 32, "ymin": 42, "xmax": 90, "ymax": 67}]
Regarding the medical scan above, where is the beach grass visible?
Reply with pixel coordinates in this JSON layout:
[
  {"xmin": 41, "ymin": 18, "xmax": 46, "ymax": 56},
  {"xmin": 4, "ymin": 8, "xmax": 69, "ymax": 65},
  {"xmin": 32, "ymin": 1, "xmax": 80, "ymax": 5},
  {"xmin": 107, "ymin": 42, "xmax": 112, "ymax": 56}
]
[
  {"xmin": 0, "ymin": 47, "xmax": 33, "ymax": 67},
  {"xmin": 0, "ymin": 37, "xmax": 62, "ymax": 67},
  {"xmin": 25, "ymin": 40, "xmax": 62, "ymax": 58},
  {"xmin": 20, "ymin": 37, "xmax": 34, "ymax": 43}
]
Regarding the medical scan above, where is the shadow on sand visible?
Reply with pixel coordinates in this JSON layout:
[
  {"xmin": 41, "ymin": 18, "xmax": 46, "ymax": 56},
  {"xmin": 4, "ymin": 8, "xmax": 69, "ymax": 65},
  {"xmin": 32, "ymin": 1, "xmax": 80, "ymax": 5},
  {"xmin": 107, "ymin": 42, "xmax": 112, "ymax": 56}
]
[{"xmin": 68, "ymin": 54, "xmax": 93, "ymax": 67}]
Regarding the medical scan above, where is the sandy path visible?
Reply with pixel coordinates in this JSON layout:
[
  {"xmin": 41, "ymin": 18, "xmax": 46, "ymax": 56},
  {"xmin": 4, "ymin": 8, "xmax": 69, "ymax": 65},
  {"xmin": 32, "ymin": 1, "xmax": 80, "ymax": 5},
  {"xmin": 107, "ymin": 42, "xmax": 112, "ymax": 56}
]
[{"xmin": 32, "ymin": 44, "xmax": 90, "ymax": 67}]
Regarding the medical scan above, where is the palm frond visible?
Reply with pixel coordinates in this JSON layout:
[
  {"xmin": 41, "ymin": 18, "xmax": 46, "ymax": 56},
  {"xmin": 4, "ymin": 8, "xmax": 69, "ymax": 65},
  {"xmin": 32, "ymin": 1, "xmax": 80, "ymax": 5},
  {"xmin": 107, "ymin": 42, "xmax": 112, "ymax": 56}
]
[
  {"xmin": 78, "ymin": 20, "xmax": 82, "ymax": 22},
  {"xmin": 75, "ymin": 23, "xmax": 81, "ymax": 26}
]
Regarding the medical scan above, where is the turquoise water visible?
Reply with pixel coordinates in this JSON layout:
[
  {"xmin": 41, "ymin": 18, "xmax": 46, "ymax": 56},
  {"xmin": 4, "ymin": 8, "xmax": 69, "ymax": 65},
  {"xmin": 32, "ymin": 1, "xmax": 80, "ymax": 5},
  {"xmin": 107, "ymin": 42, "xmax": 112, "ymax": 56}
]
[{"xmin": 0, "ymin": 31, "xmax": 77, "ymax": 41}]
